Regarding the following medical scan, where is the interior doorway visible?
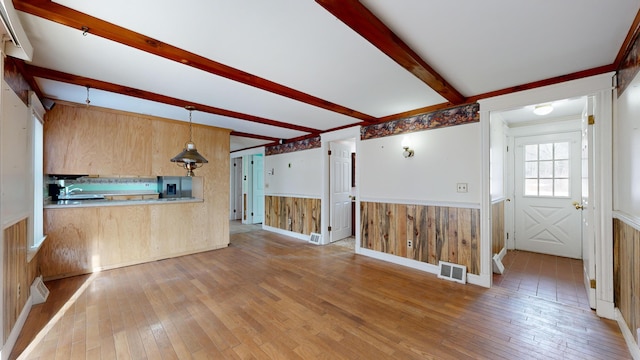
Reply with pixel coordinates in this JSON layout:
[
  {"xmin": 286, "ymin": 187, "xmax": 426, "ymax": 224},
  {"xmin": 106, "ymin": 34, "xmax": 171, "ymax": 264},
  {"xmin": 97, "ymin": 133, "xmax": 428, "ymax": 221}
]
[{"xmin": 491, "ymin": 96, "xmax": 592, "ymax": 307}]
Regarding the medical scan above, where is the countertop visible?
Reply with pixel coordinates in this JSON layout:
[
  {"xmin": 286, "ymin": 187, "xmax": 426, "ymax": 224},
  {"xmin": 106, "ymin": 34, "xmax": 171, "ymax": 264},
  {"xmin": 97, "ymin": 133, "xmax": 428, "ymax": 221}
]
[{"xmin": 45, "ymin": 195, "xmax": 203, "ymax": 209}]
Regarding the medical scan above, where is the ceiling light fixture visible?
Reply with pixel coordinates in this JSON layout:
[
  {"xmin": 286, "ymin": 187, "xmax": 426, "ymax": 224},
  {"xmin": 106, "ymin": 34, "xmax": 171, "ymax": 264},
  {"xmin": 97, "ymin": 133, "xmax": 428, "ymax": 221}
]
[
  {"xmin": 533, "ymin": 104, "xmax": 553, "ymax": 116},
  {"xmin": 170, "ymin": 106, "xmax": 208, "ymax": 176}
]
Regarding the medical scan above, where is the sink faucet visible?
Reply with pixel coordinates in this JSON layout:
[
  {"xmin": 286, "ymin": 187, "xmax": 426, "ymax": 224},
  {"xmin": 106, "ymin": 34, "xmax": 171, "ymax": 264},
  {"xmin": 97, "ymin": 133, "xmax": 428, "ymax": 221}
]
[{"xmin": 65, "ymin": 186, "xmax": 83, "ymax": 195}]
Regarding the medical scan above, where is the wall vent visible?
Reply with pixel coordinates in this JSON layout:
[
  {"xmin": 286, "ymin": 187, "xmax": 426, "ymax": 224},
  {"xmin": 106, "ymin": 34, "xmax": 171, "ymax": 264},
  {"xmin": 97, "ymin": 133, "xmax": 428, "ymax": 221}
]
[
  {"xmin": 438, "ymin": 261, "xmax": 467, "ymax": 284},
  {"xmin": 309, "ymin": 232, "xmax": 322, "ymax": 245},
  {"xmin": 30, "ymin": 275, "xmax": 49, "ymax": 304}
]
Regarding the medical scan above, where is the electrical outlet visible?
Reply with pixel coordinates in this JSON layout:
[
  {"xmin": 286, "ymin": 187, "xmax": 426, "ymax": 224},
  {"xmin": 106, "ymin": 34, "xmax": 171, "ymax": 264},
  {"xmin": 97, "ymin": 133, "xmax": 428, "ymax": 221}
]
[
  {"xmin": 288, "ymin": 218, "xmax": 292, "ymax": 225},
  {"xmin": 407, "ymin": 239, "xmax": 413, "ymax": 248},
  {"xmin": 457, "ymin": 183, "xmax": 468, "ymax": 193}
]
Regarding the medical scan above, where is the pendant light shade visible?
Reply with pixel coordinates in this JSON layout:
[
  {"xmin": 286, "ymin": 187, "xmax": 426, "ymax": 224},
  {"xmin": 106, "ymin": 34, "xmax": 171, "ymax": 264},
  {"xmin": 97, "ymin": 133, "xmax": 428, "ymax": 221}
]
[{"xmin": 171, "ymin": 106, "xmax": 208, "ymax": 176}]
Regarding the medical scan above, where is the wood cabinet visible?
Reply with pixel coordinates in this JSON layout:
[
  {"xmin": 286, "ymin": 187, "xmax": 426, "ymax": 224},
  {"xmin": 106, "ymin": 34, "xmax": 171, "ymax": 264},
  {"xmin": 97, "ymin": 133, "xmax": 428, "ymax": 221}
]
[
  {"xmin": 45, "ymin": 106, "xmax": 155, "ymax": 176},
  {"xmin": 42, "ymin": 103, "xmax": 231, "ymax": 280}
]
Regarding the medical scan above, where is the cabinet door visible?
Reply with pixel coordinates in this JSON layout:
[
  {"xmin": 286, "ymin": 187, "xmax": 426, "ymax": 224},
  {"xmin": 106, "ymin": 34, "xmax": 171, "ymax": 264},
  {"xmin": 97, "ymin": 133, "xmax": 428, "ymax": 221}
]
[
  {"xmin": 111, "ymin": 114, "xmax": 152, "ymax": 176},
  {"xmin": 44, "ymin": 106, "xmax": 112, "ymax": 174}
]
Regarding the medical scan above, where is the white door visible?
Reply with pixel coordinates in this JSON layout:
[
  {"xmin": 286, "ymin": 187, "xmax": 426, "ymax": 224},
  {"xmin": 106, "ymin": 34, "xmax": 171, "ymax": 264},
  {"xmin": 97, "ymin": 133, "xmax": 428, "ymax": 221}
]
[
  {"xmin": 330, "ymin": 142, "xmax": 352, "ymax": 242},
  {"xmin": 514, "ymin": 132, "xmax": 582, "ymax": 258},
  {"xmin": 581, "ymin": 97, "xmax": 596, "ymax": 308},
  {"xmin": 252, "ymin": 155, "xmax": 264, "ymax": 224}
]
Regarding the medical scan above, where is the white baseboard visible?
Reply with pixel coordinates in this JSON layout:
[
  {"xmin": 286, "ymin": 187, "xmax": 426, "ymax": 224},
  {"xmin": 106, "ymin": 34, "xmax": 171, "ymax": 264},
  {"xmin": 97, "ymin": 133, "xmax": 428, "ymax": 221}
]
[
  {"xmin": 616, "ymin": 308, "xmax": 640, "ymax": 360},
  {"xmin": 356, "ymin": 248, "xmax": 490, "ymax": 287},
  {"xmin": 262, "ymin": 225, "xmax": 310, "ymax": 242},
  {"xmin": 497, "ymin": 246, "xmax": 507, "ymax": 261},
  {"xmin": 0, "ymin": 294, "xmax": 33, "ymax": 360}
]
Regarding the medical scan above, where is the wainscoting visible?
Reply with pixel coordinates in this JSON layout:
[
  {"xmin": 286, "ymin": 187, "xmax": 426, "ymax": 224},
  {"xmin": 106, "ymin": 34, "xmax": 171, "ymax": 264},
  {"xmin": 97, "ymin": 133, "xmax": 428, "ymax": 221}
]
[
  {"xmin": 492, "ymin": 200, "xmax": 505, "ymax": 255},
  {"xmin": 614, "ymin": 217, "xmax": 640, "ymax": 339},
  {"xmin": 264, "ymin": 196, "xmax": 321, "ymax": 235},
  {"xmin": 360, "ymin": 201, "xmax": 480, "ymax": 275},
  {"xmin": 3, "ymin": 218, "xmax": 29, "ymax": 344}
]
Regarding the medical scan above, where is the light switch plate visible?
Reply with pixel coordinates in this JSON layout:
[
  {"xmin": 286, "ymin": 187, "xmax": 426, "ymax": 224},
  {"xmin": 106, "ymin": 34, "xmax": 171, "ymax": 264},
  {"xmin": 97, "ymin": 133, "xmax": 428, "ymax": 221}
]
[{"xmin": 457, "ymin": 183, "xmax": 468, "ymax": 193}]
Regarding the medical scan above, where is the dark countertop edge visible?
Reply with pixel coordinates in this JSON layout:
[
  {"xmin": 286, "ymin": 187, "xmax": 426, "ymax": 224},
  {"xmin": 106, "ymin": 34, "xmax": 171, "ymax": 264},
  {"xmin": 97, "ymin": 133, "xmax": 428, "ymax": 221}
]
[{"xmin": 44, "ymin": 197, "xmax": 203, "ymax": 209}]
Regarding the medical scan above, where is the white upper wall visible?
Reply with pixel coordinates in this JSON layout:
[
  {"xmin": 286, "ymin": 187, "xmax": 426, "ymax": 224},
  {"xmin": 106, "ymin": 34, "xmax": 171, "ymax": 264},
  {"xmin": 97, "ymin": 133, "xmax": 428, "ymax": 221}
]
[
  {"xmin": 358, "ymin": 123, "xmax": 481, "ymax": 205},
  {"xmin": 614, "ymin": 77, "xmax": 640, "ymax": 218},
  {"xmin": 264, "ymin": 148, "xmax": 322, "ymax": 198}
]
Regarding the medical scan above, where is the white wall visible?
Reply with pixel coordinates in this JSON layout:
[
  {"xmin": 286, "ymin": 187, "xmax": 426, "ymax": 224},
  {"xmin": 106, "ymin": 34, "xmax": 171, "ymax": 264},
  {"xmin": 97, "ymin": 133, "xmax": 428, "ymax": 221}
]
[
  {"xmin": 614, "ymin": 77, "xmax": 640, "ymax": 219},
  {"xmin": 264, "ymin": 148, "xmax": 322, "ymax": 197},
  {"xmin": 358, "ymin": 123, "xmax": 481, "ymax": 205}
]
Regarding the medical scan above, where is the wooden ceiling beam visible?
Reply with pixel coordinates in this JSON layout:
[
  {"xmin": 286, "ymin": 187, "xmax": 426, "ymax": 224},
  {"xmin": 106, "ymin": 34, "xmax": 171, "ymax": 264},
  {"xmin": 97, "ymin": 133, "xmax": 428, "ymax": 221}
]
[
  {"xmin": 230, "ymin": 131, "xmax": 279, "ymax": 142},
  {"xmin": 316, "ymin": 0, "xmax": 465, "ymax": 105},
  {"xmin": 25, "ymin": 63, "xmax": 322, "ymax": 134},
  {"xmin": 465, "ymin": 64, "xmax": 616, "ymax": 103},
  {"xmin": 13, "ymin": 0, "xmax": 377, "ymax": 123}
]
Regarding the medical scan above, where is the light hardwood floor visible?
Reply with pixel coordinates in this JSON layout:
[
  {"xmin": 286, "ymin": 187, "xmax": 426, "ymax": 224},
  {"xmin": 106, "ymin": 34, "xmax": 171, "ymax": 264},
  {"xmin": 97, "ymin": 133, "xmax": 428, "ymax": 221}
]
[{"xmin": 11, "ymin": 228, "xmax": 630, "ymax": 359}]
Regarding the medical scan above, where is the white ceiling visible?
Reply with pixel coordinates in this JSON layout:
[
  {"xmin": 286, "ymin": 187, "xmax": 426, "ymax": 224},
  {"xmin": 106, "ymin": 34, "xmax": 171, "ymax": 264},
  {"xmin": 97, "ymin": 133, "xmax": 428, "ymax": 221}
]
[{"xmin": 8, "ymin": 0, "xmax": 640, "ymax": 151}]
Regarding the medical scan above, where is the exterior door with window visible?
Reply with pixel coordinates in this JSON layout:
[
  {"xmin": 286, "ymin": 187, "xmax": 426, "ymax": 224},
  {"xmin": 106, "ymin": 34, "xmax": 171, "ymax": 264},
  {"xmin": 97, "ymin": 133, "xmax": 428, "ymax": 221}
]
[{"xmin": 514, "ymin": 132, "xmax": 582, "ymax": 258}]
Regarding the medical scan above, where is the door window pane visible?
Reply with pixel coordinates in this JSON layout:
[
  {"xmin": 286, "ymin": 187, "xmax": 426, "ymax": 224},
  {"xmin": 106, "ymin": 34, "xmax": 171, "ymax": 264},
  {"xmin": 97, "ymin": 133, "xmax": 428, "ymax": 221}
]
[
  {"xmin": 525, "ymin": 162, "xmax": 537, "ymax": 178},
  {"xmin": 539, "ymin": 179, "xmax": 553, "ymax": 196},
  {"xmin": 539, "ymin": 143, "xmax": 553, "ymax": 160},
  {"xmin": 555, "ymin": 142, "xmax": 569, "ymax": 159},
  {"xmin": 522, "ymin": 141, "xmax": 571, "ymax": 198},
  {"xmin": 555, "ymin": 160, "xmax": 569, "ymax": 178},
  {"xmin": 525, "ymin": 179, "xmax": 538, "ymax": 196},
  {"xmin": 525, "ymin": 145, "xmax": 538, "ymax": 161},
  {"xmin": 554, "ymin": 179, "xmax": 569, "ymax": 197},
  {"xmin": 539, "ymin": 161, "xmax": 553, "ymax": 178}
]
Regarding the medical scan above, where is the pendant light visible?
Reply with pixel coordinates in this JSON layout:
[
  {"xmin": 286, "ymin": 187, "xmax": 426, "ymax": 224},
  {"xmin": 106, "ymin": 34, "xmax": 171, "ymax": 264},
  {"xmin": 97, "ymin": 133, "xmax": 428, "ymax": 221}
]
[{"xmin": 170, "ymin": 106, "xmax": 208, "ymax": 176}]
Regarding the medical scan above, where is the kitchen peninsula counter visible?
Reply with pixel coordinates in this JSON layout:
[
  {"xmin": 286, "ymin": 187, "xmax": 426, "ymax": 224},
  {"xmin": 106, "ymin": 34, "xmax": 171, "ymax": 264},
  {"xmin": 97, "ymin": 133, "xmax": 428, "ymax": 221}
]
[{"xmin": 44, "ymin": 196, "xmax": 203, "ymax": 209}]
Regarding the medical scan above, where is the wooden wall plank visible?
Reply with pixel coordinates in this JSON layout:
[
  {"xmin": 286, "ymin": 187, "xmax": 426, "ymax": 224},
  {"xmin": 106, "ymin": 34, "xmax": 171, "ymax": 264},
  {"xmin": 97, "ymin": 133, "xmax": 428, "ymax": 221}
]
[
  {"xmin": 405, "ymin": 205, "xmax": 416, "ymax": 260},
  {"xmin": 425, "ymin": 206, "xmax": 435, "ymax": 264},
  {"xmin": 634, "ymin": 225, "xmax": 640, "ymax": 336},
  {"xmin": 492, "ymin": 201, "xmax": 505, "ymax": 255},
  {"xmin": 434, "ymin": 207, "xmax": 448, "ymax": 264},
  {"xmin": 3, "ymin": 219, "xmax": 28, "ymax": 343},
  {"xmin": 396, "ymin": 204, "xmax": 407, "ymax": 258},
  {"xmin": 448, "ymin": 207, "xmax": 459, "ymax": 264},
  {"xmin": 470, "ymin": 208, "xmax": 480, "ymax": 275},
  {"xmin": 457, "ymin": 208, "xmax": 472, "ymax": 271}
]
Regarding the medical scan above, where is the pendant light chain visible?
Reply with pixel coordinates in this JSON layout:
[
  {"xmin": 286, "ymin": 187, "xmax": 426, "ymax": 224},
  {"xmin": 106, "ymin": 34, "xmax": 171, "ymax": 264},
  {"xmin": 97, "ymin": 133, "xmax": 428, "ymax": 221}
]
[{"xmin": 189, "ymin": 108, "xmax": 193, "ymax": 142}]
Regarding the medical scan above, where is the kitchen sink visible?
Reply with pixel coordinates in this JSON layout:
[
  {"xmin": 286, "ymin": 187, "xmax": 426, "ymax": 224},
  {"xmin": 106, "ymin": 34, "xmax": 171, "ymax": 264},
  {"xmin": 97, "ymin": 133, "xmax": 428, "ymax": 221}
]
[{"xmin": 58, "ymin": 194, "xmax": 105, "ymax": 200}]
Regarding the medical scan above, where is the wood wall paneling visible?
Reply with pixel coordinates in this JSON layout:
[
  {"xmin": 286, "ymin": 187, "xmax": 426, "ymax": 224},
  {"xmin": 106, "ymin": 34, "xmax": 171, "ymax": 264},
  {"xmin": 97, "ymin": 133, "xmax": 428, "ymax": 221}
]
[
  {"xmin": 42, "ymin": 104, "xmax": 230, "ymax": 280},
  {"xmin": 264, "ymin": 196, "xmax": 321, "ymax": 236},
  {"xmin": 360, "ymin": 201, "xmax": 480, "ymax": 275},
  {"xmin": 3, "ymin": 219, "xmax": 28, "ymax": 343},
  {"xmin": 613, "ymin": 218, "xmax": 640, "ymax": 338}
]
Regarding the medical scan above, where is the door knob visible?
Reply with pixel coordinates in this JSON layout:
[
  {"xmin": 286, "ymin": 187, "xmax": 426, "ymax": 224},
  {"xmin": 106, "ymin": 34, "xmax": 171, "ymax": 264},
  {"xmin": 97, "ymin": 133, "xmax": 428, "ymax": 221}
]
[{"xmin": 572, "ymin": 201, "xmax": 584, "ymax": 210}]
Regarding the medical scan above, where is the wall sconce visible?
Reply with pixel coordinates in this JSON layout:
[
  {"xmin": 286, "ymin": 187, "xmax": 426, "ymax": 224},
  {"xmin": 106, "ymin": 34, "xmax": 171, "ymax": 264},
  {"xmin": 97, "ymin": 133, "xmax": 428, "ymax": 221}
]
[
  {"xmin": 170, "ymin": 106, "xmax": 208, "ymax": 176},
  {"xmin": 401, "ymin": 137, "xmax": 414, "ymax": 158}
]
